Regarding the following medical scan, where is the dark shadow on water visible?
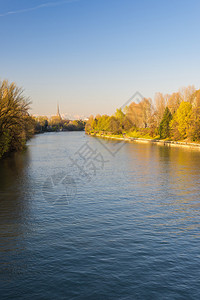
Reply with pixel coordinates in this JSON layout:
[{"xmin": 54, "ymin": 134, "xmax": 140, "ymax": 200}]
[{"xmin": 0, "ymin": 149, "xmax": 33, "ymax": 280}]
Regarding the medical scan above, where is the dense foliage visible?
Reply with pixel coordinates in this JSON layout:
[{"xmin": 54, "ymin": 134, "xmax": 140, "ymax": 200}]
[
  {"xmin": 34, "ymin": 116, "xmax": 85, "ymax": 133},
  {"xmin": 159, "ymin": 107, "xmax": 172, "ymax": 139},
  {"xmin": 0, "ymin": 80, "xmax": 35, "ymax": 159},
  {"xmin": 86, "ymin": 86, "xmax": 200, "ymax": 142}
]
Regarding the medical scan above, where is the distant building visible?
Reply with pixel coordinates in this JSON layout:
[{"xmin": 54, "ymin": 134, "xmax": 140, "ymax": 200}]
[{"xmin": 57, "ymin": 103, "xmax": 62, "ymax": 120}]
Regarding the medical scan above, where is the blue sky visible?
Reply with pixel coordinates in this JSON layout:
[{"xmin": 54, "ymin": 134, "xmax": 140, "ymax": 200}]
[{"xmin": 1, "ymin": 0, "xmax": 200, "ymax": 117}]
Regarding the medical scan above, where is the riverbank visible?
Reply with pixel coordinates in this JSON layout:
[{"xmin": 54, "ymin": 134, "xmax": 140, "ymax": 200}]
[{"xmin": 86, "ymin": 132, "xmax": 200, "ymax": 150}]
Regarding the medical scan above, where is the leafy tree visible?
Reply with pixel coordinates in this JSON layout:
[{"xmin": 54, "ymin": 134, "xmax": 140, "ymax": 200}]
[
  {"xmin": 35, "ymin": 116, "xmax": 48, "ymax": 132},
  {"xmin": 159, "ymin": 107, "xmax": 172, "ymax": 139},
  {"xmin": 115, "ymin": 108, "xmax": 125, "ymax": 121},
  {"xmin": 188, "ymin": 108, "xmax": 200, "ymax": 141},
  {"xmin": 154, "ymin": 92, "xmax": 166, "ymax": 126},
  {"xmin": 187, "ymin": 90, "xmax": 200, "ymax": 141},
  {"xmin": 0, "ymin": 80, "xmax": 34, "ymax": 158},
  {"xmin": 50, "ymin": 116, "xmax": 62, "ymax": 126},
  {"xmin": 85, "ymin": 86, "xmax": 200, "ymax": 141},
  {"xmin": 96, "ymin": 115, "xmax": 109, "ymax": 131},
  {"xmin": 170, "ymin": 102, "xmax": 192, "ymax": 140},
  {"xmin": 115, "ymin": 108, "xmax": 131, "ymax": 131},
  {"xmin": 148, "ymin": 113, "xmax": 159, "ymax": 137},
  {"xmin": 126, "ymin": 101, "xmax": 142, "ymax": 128},
  {"xmin": 91, "ymin": 118, "xmax": 98, "ymax": 131},
  {"xmin": 167, "ymin": 92, "xmax": 182, "ymax": 114},
  {"xmin": 179, "ymin": 85, "xmax": 196, "ymax": 104},
  {"xmin": 126, "ymin": 98, "xmax": 152, "ymax": 129},
  {"xmin": 106, "ymin": 116, "xmax": 121, "ymax": 134},
  {"xmin": 85, "ymin": 115, "xmax": 94, "ymax": 132},
  {"xmin": 122, "ymin": 116, "xmax": 133, "ymax": 131}
]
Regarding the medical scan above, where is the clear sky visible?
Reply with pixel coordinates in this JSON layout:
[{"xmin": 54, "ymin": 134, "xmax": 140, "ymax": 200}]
[{"xmin": 1, "ymin": 0, "xmax": 200, "ymax": 117}]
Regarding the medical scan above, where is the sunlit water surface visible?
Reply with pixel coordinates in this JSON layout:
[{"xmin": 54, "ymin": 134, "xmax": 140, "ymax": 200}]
[{"xmin": 0, "ymin": 132, "xmax": 200, "ymax": 299}]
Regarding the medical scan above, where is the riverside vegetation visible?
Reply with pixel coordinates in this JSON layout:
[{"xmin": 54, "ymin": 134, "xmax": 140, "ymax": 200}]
[
  {"xmin": 0, "ymin": 80, "xmax": 35, "ymax": 159},
  {"xmin": 86, "ymin": 86, "xmax": 200, "ymax": 143},
  {"xmin": 1, "ymin": 81, "xmax": 200, "ymax": 159},
  {"xmin": 34, "ymin": 116, "xmax": 85, "ymax": 133},
  {"xmin": 0, "ymin": 80, "xmax": 85, "ymax": 159}
]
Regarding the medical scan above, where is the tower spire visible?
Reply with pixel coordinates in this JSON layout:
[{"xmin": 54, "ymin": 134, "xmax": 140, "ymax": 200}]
[{"xmin": 57, "ymin": 103, "xmax": 62, "ymax": 119}]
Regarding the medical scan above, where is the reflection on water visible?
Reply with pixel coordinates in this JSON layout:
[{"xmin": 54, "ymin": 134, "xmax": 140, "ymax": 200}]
[
  {"xmin": 124, "ymin": 143, "xmax": 200, "ymax": 236},
  {"xmin": 0, "ymin": 150, "xmax": 32, "ymax": 279},
  {"xmin": 0, "ymin": 133, "xmax": 200, "ymax": 299}
]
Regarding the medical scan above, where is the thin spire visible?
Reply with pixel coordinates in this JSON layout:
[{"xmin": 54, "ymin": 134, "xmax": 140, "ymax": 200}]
[{"xmin": 57, "ymin": 103, "xmax": 62, "ymax": 119}]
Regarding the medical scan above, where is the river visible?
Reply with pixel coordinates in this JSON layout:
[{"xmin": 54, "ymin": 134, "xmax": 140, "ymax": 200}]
[{"xmin": 0, "ymin": 131, "xmax": 200, "ymax": 299}]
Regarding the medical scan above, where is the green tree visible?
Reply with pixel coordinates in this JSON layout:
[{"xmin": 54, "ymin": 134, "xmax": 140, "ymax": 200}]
[
  {"xmin": 35, "ymin": 116, "xmax": 48, "ymax": 132},
  {"xmin": 106, "ymin": 116, "xmax": 121, "ymax": 134},
  {"xmin": 159, "ymin": 107, "xmax": 172, "ymax": 139},
  {"xmin": 96, "ymin": 115, "xmax": 109, "ymax": 131},
  {"xmin": 115, "ymin": 108, "xmax": 125, "ymax": 121}
]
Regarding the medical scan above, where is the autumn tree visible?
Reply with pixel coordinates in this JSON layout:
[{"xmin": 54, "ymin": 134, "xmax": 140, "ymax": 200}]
[
  {"xmin": 141, "ymin": 98, "xmax": 153, "ymax": 128},
  {"xmin": 115, "ymin": 108, "xmax": 125, "ymax": 121},
  {"xmin": 170, "ymin": 102, "xmax": 192, "ymax": 140},
  {"xmin": 126, "ymin": 101, "xmax": 142, "ymax": 128},
  {"xmin": 85, "ymin": 115, "xmax": 94, "ymax": 132},
  {"xmin": 85, "ymin": 86, "xmax": 200, "ymax": 141},
  {"xmin": 167, "ymin": 92, "xmax": 182, "ymax": 114},
  {"xmin": 179, "ymin": 85, "xmax": 196, "ymax": 104},
  {"xmin": 187, "ymin": 89, "xmax": 200, "ymax": 141},
  {"xmin": 126, "ymin": 98, "xmax": 152, "ymax": 129},
  {"xmin": 106, "ymin": 116, "xmax": 121, "ymax": 134},
  {"xmin": 154, "ymin": 92, "xmax": 166, "ymax": 126},
  {"xmin": 0, "ymin": 80, "xmax": 34, "ymax": 158},
  {"xmin": 49, "ymin": 116, "xmax": 62, "ymax": 126}
]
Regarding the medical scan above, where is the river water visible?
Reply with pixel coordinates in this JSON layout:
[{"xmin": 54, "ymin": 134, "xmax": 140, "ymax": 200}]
[{"xmin": 0, "ymin": 132, "xmax": 200, "ymax": 299}]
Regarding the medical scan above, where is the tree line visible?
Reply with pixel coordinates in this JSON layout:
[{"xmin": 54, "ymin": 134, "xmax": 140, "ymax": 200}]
[
  {"xmin": 34, "ymin": 116, "xmax": 85, "ymax": 133},
  {"xmin": 0, "ymin": 79, "xmax": 86, "ymax": 159},
  {"xmin": 86, "ymin": 86, "xmax": 200, "ymax": 142}
]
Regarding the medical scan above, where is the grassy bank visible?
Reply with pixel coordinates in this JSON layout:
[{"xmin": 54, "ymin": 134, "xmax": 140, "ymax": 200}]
[{"xmin": 86, "ymin": 131, "xmax": 200, "ymax": 150}]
